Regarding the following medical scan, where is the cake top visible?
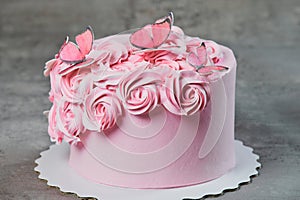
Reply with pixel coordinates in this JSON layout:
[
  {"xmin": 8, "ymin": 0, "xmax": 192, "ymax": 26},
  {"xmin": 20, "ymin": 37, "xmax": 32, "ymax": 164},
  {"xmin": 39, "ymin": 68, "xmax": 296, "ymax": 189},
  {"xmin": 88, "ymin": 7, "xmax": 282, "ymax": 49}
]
[{"xmin": 44, "ymin": 12, "xmax": 229, "ymax": 144}]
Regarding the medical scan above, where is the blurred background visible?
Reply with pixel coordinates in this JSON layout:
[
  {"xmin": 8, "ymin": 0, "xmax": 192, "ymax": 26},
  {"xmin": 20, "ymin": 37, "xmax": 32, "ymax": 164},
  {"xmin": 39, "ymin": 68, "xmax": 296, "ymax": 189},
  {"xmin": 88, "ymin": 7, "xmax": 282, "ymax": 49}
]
[{"xmin": 0, "ymin": 0, "xmax": 299, "ymax": 199}]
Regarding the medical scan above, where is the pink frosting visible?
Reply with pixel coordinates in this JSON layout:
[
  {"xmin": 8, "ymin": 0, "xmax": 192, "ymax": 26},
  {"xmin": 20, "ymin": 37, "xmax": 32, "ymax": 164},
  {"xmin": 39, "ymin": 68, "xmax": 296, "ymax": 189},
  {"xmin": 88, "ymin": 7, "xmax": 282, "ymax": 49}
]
[
  {"xmin": 47, "ymin": 100, "xmax": 84, "ymax": 144},
  {"xmin": 47, "ymin": 102, "xmax": 64, "ymax": 143},
  {"xmin": 205, "ymin": 40, "xmax": 223, "ymax": 64},
  {"xmin": 161, "ymin": 70, "xmax": 210, "ymax": 115},
  {"xmin": 93, "ymin": 69, "xmax": 124, "ymax": 92},
  {"xmin": 117, "ymin": 66, "xmax": 162, "ymax": 115},
  {"xmin": 56, "ymin": 101, "xmax": 84, "ymax": 143},
  {"xmin": 92, "ymin": 35, "xmax": 131, "ymax": 68},
  {"xmin": 83, "ymin": 88, "xmax": 122, "ymax": 131},
  {"xmin": 48, "ymin": 62, "xmax": 63, "ymax": 103},
  {"xmin": 60, "ymin": 68, "xmax": 93, "ymax": 103},
  {"xmin": 44, "ymin": 58, "xmax": 60, "ymax": 77}
]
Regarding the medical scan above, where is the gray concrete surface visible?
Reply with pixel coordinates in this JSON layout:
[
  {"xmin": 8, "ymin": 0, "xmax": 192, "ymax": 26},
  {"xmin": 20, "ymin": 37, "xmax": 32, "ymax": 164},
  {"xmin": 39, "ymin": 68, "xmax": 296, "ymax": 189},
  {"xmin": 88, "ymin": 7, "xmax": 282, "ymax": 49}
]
[{"xmin": 0, "ymin": 0, "xmax": 300, "ymax": 199}]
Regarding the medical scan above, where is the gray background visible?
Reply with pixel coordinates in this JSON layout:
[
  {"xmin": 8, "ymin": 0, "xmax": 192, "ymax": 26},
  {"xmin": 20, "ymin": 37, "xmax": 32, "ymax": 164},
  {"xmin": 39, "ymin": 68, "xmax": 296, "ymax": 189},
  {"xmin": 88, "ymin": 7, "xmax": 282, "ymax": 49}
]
[{"xmin": 1, "ymin": 0, "xmax": 300, "ymax": 199}]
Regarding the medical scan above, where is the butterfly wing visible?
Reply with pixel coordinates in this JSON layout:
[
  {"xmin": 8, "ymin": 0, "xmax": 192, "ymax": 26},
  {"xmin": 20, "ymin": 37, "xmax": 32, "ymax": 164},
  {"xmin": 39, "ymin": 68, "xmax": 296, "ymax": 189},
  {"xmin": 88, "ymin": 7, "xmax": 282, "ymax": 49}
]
[
  {"xmin": 198, "ymin": 65, "xmax": 228, "ymax": 76},
  {"xmin": 196, "ymin": 43, "xmax": 207, "ymax": 65},
  {"xmin": 130, "ymin": 25, "xmax": 155, "ymax": 49},
  {"xmin": 187, "ymin": 52, "xmax": 201, "ymax": 68},
  {"xmin": 188, "ymin": 43, "xmax": 207, "ymax": 68},
  {"xmin": 130, "ymin": 12, "xmax": 172, "ymax": 49},
  {"xmin": 75, "ymin": 26, "xmax": 94, "ymax": 56},
  {"xmin": 151, "ymin": 19, "xmax": 172, "ymax": 48},
  {"xmin": 59, "ymin": 58, "xmax": 94, "ymax": 75},
  {"xmin": 59, "ymin": 36, "xmax": 85, "ymax": 63}
]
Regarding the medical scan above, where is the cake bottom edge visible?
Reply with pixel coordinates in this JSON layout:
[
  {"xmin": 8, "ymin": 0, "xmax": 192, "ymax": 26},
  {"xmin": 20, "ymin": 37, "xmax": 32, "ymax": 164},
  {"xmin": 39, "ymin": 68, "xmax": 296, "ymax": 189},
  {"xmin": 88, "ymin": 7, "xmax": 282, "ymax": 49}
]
[{"xmin": 68, "ymin": 140, "xmax": 236, "ymax": 189}]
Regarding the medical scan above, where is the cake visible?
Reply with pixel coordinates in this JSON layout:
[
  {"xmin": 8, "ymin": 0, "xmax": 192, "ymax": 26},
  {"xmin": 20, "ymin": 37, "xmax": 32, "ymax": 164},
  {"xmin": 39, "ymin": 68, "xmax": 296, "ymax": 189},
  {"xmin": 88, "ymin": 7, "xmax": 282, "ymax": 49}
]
[{"xmin": 43, "ymin": 12, "xmax": 237, "ymax": 189}]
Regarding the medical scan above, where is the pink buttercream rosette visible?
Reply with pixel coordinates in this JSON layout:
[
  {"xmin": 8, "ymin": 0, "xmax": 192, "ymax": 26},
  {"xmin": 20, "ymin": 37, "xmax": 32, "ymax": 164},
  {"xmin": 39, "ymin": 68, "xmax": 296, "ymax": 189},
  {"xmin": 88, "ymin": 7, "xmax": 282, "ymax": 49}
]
[{"xmin": 43, "ymin": 26, "xmax": 224, "ymax": 144}]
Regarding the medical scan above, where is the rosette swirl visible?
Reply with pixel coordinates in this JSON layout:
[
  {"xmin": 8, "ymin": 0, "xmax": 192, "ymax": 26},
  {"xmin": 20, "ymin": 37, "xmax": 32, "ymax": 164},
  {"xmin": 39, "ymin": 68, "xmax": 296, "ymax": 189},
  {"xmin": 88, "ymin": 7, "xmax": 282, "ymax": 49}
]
[
  {"xmin": 93, "ymin": 35, "xmax": 130, "ymax": 66},
  {"xmin": 161, "ymin": 70, "xmax": 210, "ymax": 115},
  {"xmin": 93, "ymin": 68, "xmax": 124, "ymax": 92},
  {"xmin": 48, "ymin": 63, "xmax": 63, "ymax": 103},
  {"xmin": 60, "ymin": 68, "xmax": 93, "ymax": 103},
  {"xmin": 44, "ymin": 58, "xmax": 61, "ymax": 77},
  {"xmin": 83, "ymin": 88, "xmax": 122, "ymax": 131},
  {"xmin": 117, "ymin": 66, "xmax": 162, "ymax": 115},
  {"xmin": 56, "ymin": 101, "xmax": 84, "ymax": 143},
  {"xmin": 205, "ymin": 40, "xmax": 222, "ymax": 64},
  {"xmin": 47, "ymin": 102, "xmax": 64, "ymax": 143},
  {"xmin": 47, "ymin": 101, "xmax": 84, "ymax": 144}
]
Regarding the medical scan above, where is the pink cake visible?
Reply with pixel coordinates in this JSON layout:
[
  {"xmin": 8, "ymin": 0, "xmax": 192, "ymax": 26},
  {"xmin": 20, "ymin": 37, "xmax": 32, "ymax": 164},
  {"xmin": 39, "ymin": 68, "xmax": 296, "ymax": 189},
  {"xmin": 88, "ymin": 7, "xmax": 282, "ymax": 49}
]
[{"xmin": 44, "ymin": 13, "xmax": 237, "ymax": 189}]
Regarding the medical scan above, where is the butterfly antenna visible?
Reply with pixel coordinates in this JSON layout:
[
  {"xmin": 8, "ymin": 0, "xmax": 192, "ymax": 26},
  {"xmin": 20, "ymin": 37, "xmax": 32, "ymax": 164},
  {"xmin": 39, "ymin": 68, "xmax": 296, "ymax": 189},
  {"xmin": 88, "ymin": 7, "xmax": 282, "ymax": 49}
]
[
  {"xmin": 64, "ymin": 36, "xmax": 69, "ymax": 44},
  {"xmin": 86, "ymin": 25, "xmax": 93, "ymax": 31},
  {"xmin": 169, "ymin": 11, "xmax": 174, "ymax": 25}
]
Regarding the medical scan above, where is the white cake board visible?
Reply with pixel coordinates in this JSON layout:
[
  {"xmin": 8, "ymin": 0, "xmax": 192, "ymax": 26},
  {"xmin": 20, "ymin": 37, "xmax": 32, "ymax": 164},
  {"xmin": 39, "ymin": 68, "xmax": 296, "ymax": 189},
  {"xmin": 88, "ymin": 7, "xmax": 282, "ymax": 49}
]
[{"xmin": 34, "ymin": 140, "xmax": 260, "ymax": 200}]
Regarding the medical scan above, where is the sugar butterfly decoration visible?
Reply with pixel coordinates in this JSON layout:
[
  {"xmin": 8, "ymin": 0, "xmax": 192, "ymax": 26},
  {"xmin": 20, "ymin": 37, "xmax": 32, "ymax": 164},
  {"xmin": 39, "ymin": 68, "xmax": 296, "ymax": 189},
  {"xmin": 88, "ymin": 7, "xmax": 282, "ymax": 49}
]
[
  {"xmin": 187, "ymin": 43, "xmax": 228, "ymax": 76},
  {"xmin": 130, "ymin": 12, "xmax": 174, "ymax": 49},
  {"xmin": 59, "ymin": 26, "xmax": 94, "ymax": 65}
]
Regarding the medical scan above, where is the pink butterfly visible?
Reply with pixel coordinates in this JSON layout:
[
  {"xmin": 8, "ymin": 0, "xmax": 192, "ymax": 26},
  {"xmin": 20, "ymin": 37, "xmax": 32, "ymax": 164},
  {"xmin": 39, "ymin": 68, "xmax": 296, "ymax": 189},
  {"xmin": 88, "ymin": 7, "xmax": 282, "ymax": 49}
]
[
  {"xmin": 59, "ymin": 26, "xmax": 94, "ymax": 64},
  {"xmin": 130, "ymin": 12, "xmax": 174, "ymax": 49},
  {"xmin": 187, "ymin": 43, "xmax": 207, "ymax": 69},
  {"xmin": 188, "ymin": 43, "xmax": 228, "ymax": 76}
]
